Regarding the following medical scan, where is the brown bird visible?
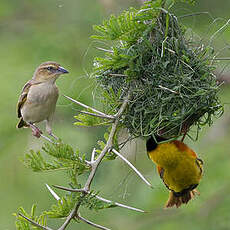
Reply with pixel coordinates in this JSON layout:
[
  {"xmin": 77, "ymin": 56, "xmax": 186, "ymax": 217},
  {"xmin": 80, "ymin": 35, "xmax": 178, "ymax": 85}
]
[{"xmin": 16, "ymin": 61, "xmax": 69, "ymax": 138}]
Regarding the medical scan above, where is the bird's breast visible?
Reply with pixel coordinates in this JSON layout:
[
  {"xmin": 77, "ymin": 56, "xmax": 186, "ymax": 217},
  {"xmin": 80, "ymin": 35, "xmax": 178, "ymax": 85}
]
[
  {"xmin": 29, "ymin": 83, "xmax": 58, "ymax": 103},
  {"xmin": 163, "ymin": 158, "xmax": 202, "ymax": 193},
  {"xmin": 21, "ymin": 83, "xmax": 59, "ymax": 123}
]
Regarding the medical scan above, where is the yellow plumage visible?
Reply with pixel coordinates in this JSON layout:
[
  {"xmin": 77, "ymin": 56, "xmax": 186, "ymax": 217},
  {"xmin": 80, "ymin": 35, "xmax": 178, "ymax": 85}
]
[{"xmin": 146, "ymin": 137, "xmax": 203, "ymax": 208}]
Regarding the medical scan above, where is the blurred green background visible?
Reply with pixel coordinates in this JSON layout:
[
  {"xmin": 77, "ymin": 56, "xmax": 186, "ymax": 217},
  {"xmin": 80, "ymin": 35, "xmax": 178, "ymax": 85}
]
[{"xmin": 1, "ymin": 0, "xmax": 230, "ymax": 229}]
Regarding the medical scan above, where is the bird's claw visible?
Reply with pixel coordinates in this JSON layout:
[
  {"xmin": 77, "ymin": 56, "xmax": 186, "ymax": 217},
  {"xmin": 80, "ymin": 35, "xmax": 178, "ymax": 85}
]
[
  {"xmin": 47, "ymin": 132, "xmax": 59, "ymax": 140},
  {"xmin": 29, "ymin": 124, "xmax": 43, "ymax": 138},
  {"xmin": 32, "ymin": 127, "xmax": 43, "ymax": 138}
]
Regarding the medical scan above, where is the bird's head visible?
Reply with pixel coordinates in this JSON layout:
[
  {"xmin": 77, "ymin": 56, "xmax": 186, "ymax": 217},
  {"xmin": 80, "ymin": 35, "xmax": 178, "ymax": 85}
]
[{"xmin": 33, "ymin": 61, "xmax": 69, "ymax": 82}]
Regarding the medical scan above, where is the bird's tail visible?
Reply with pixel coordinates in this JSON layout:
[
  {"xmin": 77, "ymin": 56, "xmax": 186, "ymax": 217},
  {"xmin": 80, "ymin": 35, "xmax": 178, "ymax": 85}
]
[
  {"xmin": 16, "ymin": 117, "xmax": 28, "ymax": 129},
  {"xmin": 165, "ymin": 189, "xmax": 199, "ymax": 208}
]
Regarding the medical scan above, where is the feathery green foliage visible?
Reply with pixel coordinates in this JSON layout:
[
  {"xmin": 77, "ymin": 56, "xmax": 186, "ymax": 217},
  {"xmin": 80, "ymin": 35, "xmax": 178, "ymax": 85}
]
[
  {"xmin": 14, "ymin": 205, "xmax": 47, "ymax": 230},
  {"xmin": 79, "ymin": 191, "xmax": 117, "ymax": 210},
  {"xmin": 16, "ymin": 141, "xmax": 117, "ymax": 229},
  {"xmin": 74, "ymin": 109, "xmax": 111, "ymax": 126},
  {"xmin": 15, "ymin": 192, "xmax": 114, "ymax": 229},
  {"xmin": 93, "ymin": 0, "xmax": 223, "ymax": 139},
  {"xmin": 14, "ymin": 0, "xmax": 223, "ymax": 229},
  {"xmin": 170, "ymin": 0, "xmax": 196, "ymax": 4},
  {"xmin": 92, "ymin": 0, "xmax": 162, "ymax": 44},
  {"xmin": 74, "ymin": 112, "xmax": 102, "ymax": 126},
  {"xmin": 96, "ymin": 128, "xmax": 120, "ymax": 160},
  {"xmin": 44, "ymin": 194, "xmax": 78, "ymax": 219},
  {"xmin": 23, "ymin": 142, "xmax": 90, "ymax": 175},
  {"xmin": 43, "ymin": 192, "xmax": 113, "ymax": 219}
]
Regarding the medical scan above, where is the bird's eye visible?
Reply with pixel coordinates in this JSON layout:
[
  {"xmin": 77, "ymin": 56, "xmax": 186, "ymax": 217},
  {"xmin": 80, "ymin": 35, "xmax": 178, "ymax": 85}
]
[{"xmin": 47, "ymin": 66, "xmax": 53, "ymax": 71}]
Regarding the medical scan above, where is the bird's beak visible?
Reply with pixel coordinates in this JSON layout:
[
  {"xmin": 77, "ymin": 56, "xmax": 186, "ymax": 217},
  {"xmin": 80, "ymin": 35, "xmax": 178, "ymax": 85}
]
[{"xmin": 57, "ymin": 66, "xmax": 69, "ymax": 74}]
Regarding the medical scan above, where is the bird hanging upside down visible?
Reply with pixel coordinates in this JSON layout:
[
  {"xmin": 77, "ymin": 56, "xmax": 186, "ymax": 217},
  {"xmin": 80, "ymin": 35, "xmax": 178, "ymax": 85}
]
[
  {"xmin": 16, "ymin": 61, "xmax": 69, "ymax": 138},
  {"xmin": 146, "ymin": 136, "xmax": 203, "ymax": 208}
]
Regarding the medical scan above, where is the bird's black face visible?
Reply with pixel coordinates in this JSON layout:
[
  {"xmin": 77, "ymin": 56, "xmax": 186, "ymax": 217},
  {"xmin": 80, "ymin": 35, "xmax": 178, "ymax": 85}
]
[
  {"xmin": 146, "ymin": 136, "xmax": 158, "ymax": 152},
  {"xmin": 146, "ymin": 135, "xmax": 167, "ymax": 152}
]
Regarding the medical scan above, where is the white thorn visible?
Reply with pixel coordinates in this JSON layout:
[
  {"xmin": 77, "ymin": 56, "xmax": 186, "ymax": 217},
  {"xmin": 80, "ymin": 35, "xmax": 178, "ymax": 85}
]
[
  {"xmin": 46, "ymin": 184, "xmax": 61, "ymax": 201},
  {"xmin": 91, "ymin": 148, "xmax": 96, "ymax": 163},
  {"xmin": 112, "ymin": 149, "xmax": 153, "ymax": 188},
  {"xmin": 95, "ymin": 194, "xmax": 145, "ymax": 213}
]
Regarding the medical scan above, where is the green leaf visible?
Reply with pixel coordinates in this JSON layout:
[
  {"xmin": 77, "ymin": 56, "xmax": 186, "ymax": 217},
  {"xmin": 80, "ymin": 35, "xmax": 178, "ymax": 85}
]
[
  {"xmin": 74, "ymin": 112, "xmax": 105, "ymax": 127},
  {"xmin": 44, "ymin": 194, "xmax": 79, "ymax": 218},
  {"xmin": 14, "ymin": 205, "xmax": 47, "ymax": 230},
  {"xmin": 23, "ymin": 142, "xmax": 90, "ymax": 175}
]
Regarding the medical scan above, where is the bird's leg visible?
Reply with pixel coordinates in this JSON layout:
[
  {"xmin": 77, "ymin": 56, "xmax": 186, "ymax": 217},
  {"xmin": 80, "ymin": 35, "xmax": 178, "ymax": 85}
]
[
  {"xmin": 46, "ymin": 119, "xmax": 58, "ymax": 140},
  {"xmin": 181, "ymin": 132, "xmax": 187, "ymax": 142},
  {"xmin": 181, "ymin": 123, "xmax": 189, "ymax": 142},
  {"xmin": 28, "ymin": 122, "xmax": 43, "ymax": 138}
]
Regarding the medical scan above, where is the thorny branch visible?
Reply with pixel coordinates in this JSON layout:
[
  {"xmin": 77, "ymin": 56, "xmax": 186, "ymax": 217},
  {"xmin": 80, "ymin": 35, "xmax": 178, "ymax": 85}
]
[
  {"xmin": 18, "ymin": 214, "xmax": 52, "ymax": 230},
  {"xmin": 76, "ymin": 110, "xmax": 115, "ymax": 120},
  {"xmin": 19, "ymin": 92, "xmax": 149, "ymax": 230},
  {"xmin": 52, "ymin": 184, "xmax": 145, "ymax": 213},
  {"xmin": 63, "ymin": 94, "xmax": 115, "ymax": 119},
  {"xmin": 77, "ymin": 213, "xmax": 111, "ymax": 230},
  {"xmin": 111, "ymin": 149, "xmax": 152, "ymax": 188},
  {"xmin": 59, "ymin": 93, "xmax": 131, "ymax": 230}
]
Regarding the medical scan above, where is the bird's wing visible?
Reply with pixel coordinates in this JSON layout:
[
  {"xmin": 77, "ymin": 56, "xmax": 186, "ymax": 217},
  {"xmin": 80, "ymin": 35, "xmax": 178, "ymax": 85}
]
[
  {"xmin": 17, "ymin": 80, "xmax": 33, "ymax": 118},
  {"xmin": 195, "ymin": 158, "xmax": 203, "ymax": 175},
  {"xmin": 157, "ymin": 165, "xmax": 164, "ymax": 179},
  {"xmin": 157, "ymin": 166, "xmax": 171, "ymax": 190}
]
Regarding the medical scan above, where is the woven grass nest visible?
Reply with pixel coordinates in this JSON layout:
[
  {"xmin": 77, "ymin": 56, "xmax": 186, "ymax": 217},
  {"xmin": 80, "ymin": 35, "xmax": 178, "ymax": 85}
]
[{"xmin": 92, "ymin": 1, "xmax": 223, "ymax": 139}]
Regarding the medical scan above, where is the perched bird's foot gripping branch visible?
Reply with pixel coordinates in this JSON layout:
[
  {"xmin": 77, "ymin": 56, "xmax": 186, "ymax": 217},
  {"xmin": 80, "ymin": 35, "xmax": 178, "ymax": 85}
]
[{"xmin": 29, "ymin": 123, "xmax": 43, "ymax": 138}]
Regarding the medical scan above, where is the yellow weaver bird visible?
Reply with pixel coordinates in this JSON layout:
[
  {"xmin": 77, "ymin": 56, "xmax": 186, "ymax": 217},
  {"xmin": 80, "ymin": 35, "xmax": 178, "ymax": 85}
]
[
  {"xmin": 146, "ymin": 136, "xmax": 203, "ymax": 208},
  {"xmin": 16, "ymin": 61, "xmax": 68, "ymax": 138}
]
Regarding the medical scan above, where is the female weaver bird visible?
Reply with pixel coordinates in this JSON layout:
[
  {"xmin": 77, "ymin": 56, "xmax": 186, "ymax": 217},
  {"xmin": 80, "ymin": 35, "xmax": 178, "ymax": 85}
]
[
  {"xmin": 146, "ymin": 136, "xmax": 203, "ymax": 208},
  {"xmin": 16, "ymin": 61, "xmax": 69, "ymax": 138}
]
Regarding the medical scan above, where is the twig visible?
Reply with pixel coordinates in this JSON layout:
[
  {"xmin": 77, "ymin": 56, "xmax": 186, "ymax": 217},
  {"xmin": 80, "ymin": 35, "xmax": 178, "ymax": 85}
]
[
  {"xmin": 40, "ymin": 134, "xmax": 56, "ymax": 144},
  {"xmin": 58, "ymin": 202, "xmax": 80, "ymax": 230},
  {"xmin": 94, "ymin": 194, "xmax": 145, "ymax": 213},
  {"xmin": 27, "ymin": 122, "xmax": 56, "ymax": 144},
  {"xmin": 210, "ymin": 19, "xmax": 230, "ymax": 44},
  {"xmin": 179, "ymin": 60, "xmax": 195, "ymax": 72},
  {"xmin": 211, "ymin": 58, "xmax": 230, "ymax": 60},
  {"xmin": 22, "ymin": 92, "xmax": 143, "ymax": 230},
  {"xmin": 158, "ymin": 85, "xmax": 178, "ymax": 94},
  {"xmin": 165, "ymin": 47, "xmax": 175, "ymax": 54},
  {"xmin": 96, "ymin": 47, "xmax": 113, "ymax": 53},
  {"xmin": 111, "ymin": 149, "xmax": 152, "ymax": 188},
  {"xmin": 77, "ymin": 213, "xmax": 111, "ymax": 230},
  {"xmin": 18, "ymin": 213, "xmax": 53, "ymax": 230},
  {"xmin": 109, "ymin": 73, "xmax": 128, "ymax": 77},
  {"xmin": 80, "ymin": 157, "xmax": 92, "ymax": 165},
  {"xmin": 52, "ymin": 185, "xmax": 85, "ymax": 193},
  {"xmin": 161, "ymin": 36, "xmax": 168, "ymax": 57},
  {"xmin": 56, "ymin": 93, "xmax": 131, "ymax": 230},
  {"xmin": 84, "ymin": 94, "xmax": 130, "ymax": 191},
  {"xmin": 178, "ymin": 12, "xmax": 210, "ymax": 19},
  {"xmin": 40, "ymin": 136, "xmax": 91, "ymax": 166},
  {"xmin": 76, "ymin": 110, "xmax": 115, "ymax": 120},
  {"xmin": 53, "ymin": 185, "xmax": 145, "ymax": 213},
  {"xmin": 114, "ymin": 94, "xmax": 130, "ymax": 118},
  {"xmin": 46, "ymin": 184, "xmax": 61, "ymax": 201},
  {"xmin": 63, "ymin": 94, "xmax": 114, "ymax": 119},
  {"xmin": 91, "ymin": 148, "xmax": 96, "ymax": 163}
]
